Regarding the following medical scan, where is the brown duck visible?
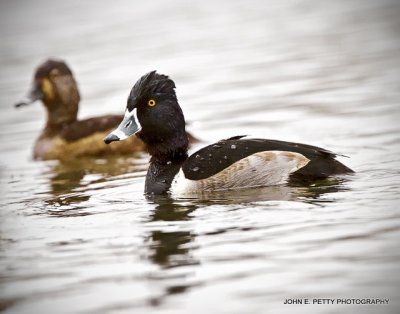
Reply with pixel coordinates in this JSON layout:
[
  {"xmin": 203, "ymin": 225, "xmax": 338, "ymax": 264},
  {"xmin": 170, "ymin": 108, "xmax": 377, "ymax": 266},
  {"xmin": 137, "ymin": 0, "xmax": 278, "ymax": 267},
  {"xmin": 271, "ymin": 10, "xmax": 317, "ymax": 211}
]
[{"xmin": 15, "ymin": 59, "xmax": 197, "ymax": 160}]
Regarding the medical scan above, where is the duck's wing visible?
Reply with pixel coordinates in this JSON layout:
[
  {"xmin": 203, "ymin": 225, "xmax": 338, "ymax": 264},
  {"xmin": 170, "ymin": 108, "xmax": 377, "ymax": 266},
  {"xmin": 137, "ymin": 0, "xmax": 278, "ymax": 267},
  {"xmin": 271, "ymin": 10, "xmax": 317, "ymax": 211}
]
[
  {"xmin": 60, "ymin": 115, "xmax": 123, "ymax": 142},
  {"xmin": 182, "ymin": 136, "xmax": 353, "ymax": 181}
]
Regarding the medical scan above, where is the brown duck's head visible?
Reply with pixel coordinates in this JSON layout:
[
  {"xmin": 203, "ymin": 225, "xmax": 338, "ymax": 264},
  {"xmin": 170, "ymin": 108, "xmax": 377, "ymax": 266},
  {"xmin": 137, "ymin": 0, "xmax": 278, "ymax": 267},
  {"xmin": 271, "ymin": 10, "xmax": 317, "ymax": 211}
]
[{"xmin": 15, "ymin": 59, "xmax": 80, "ymax": 127}]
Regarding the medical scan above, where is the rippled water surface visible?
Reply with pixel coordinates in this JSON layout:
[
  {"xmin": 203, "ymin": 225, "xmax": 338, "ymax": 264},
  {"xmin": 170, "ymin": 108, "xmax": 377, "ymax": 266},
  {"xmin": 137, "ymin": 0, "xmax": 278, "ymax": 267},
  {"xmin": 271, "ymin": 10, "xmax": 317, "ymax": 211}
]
[{"xmin": 1, "ymin": 0, "xmax": 400, "ymax": 313}]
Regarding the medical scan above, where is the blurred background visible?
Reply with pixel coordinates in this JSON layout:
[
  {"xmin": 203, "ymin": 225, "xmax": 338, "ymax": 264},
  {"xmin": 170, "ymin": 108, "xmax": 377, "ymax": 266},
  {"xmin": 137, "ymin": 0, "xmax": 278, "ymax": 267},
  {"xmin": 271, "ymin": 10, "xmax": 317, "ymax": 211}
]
[{"xmin": 0, "ymin": 0, "xmax": 399, "ymax": 313}]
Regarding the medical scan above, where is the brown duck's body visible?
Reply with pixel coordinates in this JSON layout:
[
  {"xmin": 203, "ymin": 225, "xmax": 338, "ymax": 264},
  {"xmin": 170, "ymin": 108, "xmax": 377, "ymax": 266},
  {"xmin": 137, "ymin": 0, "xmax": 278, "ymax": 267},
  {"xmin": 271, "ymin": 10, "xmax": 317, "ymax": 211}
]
[
  {"xmin": 16, "ymin": 59, "xmax": 197, "ymax": 160},
  {"xmin": 33, "ymin": 115, "xmax": 146, "ymax": 160}
]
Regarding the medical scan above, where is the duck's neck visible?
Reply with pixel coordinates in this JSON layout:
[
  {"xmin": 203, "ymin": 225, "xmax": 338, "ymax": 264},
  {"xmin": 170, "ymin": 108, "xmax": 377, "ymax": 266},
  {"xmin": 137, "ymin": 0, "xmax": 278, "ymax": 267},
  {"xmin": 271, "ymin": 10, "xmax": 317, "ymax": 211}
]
[
  {"xmin": 143, "ymin": 135, "xmax": 189, "ymax": 195},
  {"xmin": 43, "ymin": 84, "xmax": 80, "ymax": 129},
  {"xmin": 45, "ymin": 105, "xmax": 78, "ymax": 129}
]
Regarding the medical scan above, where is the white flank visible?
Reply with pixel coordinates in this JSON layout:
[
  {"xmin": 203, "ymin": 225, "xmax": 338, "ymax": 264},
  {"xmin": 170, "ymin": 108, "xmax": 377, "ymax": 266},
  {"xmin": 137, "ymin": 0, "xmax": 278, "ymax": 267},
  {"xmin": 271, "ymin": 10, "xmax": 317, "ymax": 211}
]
[{"xmin": 170, "ymin": 151, "xmax": 309, "ymax": 196}]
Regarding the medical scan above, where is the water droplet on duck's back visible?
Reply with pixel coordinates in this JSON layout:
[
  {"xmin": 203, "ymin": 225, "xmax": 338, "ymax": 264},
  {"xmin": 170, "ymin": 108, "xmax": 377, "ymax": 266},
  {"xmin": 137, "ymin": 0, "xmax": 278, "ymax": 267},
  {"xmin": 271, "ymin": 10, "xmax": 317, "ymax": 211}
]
[
  {"xmin": 231, "ymin": 144, "xmax": 237, "ymax": 149},
  {"xmin": 192, "ymin": 167, "xmax": 199, "ymax": 172}
]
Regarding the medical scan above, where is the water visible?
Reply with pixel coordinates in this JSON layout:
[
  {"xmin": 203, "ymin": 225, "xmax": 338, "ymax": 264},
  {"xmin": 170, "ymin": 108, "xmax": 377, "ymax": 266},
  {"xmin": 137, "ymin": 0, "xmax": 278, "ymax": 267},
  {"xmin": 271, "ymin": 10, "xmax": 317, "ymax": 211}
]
[{"xmin": 1, "ymin": 0, "xmax": 400, "ymax": 313}]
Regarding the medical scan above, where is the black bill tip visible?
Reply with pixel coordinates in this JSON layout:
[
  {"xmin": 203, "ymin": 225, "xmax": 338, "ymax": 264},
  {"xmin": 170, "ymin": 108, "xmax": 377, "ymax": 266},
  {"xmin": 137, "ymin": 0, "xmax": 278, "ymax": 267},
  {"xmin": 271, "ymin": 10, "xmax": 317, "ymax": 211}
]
[{"xmin": 104, "ymin": 133, "xmax": 120, "ymax": 144}]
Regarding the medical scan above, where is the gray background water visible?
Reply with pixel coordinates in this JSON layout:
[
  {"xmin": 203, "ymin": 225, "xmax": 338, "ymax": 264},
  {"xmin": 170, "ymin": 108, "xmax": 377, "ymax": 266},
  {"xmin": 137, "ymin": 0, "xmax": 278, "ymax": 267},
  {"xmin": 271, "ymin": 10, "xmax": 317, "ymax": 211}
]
[{"xmin": 0, "ymin": 0, "xmax": 400, "ymax": 313}]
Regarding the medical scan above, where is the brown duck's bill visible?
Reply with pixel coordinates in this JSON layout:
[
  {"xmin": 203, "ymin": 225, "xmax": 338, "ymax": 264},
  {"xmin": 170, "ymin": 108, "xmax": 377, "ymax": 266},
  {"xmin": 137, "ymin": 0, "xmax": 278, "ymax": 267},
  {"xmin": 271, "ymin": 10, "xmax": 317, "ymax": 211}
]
[{"xmin": 14, "ymin": 80, "xmax": 44, "ymax": 108}]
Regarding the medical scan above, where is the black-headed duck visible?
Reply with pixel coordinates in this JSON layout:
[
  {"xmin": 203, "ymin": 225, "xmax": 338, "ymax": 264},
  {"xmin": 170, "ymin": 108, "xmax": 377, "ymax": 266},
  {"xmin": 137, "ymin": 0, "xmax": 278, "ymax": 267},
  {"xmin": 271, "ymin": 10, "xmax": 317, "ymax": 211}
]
[
  {"xmin": 104, "ymin": 71, "xmax": 354, "ymax": 195},
  {"xmin": 15, "ymin": 60, "xmax": 197, "ymax": 160}
]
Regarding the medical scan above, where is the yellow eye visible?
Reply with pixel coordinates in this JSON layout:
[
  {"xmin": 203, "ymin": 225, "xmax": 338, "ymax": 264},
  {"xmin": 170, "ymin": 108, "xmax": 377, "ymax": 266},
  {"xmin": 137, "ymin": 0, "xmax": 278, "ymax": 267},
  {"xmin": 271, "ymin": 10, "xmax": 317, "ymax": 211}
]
[{"xmin": 148, "ymin": 99, "xmax": 156, "ymax": 107}]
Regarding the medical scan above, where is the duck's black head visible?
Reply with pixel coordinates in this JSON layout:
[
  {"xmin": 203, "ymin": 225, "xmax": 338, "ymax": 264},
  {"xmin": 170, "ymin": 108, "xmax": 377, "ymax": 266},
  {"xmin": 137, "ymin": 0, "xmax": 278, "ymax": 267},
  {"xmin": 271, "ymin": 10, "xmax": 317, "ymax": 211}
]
[
  {"xmin": 15, "ymin": 59, "xmax": 80, "ymax": 127},
  {"xmin": 105, "ymin": 71, "xmax": 188, "ymax": 160}
]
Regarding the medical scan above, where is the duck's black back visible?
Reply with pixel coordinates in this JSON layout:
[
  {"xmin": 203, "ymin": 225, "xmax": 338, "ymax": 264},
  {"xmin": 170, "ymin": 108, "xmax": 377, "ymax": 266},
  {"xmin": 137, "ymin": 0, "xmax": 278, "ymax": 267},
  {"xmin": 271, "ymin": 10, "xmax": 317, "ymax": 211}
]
[{"xmin": 182, "ymin": 136, "xmax": 353, "ymax": 182}]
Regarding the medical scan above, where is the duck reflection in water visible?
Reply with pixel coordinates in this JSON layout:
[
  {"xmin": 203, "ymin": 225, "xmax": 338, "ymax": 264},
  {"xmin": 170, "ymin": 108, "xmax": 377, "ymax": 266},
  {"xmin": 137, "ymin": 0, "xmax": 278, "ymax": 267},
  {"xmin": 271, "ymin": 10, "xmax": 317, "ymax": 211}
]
[
  {"xmin": 146, "ymin": 177, "xmax": 350, "ymax": 205},
  {"xmin": 140, "ymin": 177, "xmax": 349, "ymax": 304},
  {"xmin": 144, "ymin": 196, "xmax": 199, "ymax": 302},
  {"xmin": 146, "ymin": 196, "xmax": 198, "ymax": 268},
  {"xmin": 42, "ymin": 155, "xmax": 146, "ymax": 215}
]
